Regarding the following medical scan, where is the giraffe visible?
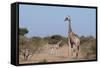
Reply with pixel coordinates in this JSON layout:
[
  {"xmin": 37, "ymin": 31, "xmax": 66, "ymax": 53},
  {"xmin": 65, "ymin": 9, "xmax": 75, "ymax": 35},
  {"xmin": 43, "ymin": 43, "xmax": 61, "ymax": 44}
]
[
  {"xmin": 49, "ymin": 40, "xmax": 62, "ymax": 55},
  {"xmin": 64, "ymin": 15, "xmax": 80, "ymax": 58}
]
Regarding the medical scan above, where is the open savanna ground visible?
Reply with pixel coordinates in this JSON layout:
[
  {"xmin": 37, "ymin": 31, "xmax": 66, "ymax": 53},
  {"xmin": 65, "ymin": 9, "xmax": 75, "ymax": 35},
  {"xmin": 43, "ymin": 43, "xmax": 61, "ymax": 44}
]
[{"xmin": 19, "ymin": 35, "xmax": 96, "ymax": 64}]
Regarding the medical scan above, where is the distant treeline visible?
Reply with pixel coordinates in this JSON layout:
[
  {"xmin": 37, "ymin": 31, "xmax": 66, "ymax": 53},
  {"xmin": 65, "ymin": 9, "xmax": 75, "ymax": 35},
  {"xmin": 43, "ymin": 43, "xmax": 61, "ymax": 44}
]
[{"xmin": 19, "ymin": 28, "xmax": 96, "ymax": 44}]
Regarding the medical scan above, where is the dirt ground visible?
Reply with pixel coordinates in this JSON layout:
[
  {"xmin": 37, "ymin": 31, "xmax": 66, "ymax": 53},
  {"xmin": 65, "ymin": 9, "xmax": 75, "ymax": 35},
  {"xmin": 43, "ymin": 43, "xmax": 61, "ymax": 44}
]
[{"xmin": 19, "ymin": 44, "xmax": 96, "ymax": 64}]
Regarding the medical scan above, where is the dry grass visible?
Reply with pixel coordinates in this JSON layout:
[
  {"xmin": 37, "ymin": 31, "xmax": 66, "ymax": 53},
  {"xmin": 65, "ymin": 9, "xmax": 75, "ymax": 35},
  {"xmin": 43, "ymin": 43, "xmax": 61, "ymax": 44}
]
[{"xmin": 19, "ymin": 35, "xmax": 96, "ymax": 64}]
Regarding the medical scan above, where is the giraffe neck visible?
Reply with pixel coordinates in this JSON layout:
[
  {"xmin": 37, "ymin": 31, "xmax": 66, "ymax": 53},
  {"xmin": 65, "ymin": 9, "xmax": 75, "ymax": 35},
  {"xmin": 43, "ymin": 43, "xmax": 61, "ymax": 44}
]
[{"xmin": 68, "ymin": 20, "xmax": 72, "ymax": 34}]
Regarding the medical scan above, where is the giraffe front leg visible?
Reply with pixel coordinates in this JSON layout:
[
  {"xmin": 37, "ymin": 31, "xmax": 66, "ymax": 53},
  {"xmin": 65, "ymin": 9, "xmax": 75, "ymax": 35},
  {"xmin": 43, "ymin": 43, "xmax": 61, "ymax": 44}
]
[
  {"xmin": 68, "ymin": 45, "xmax": 73, "ymax": 58},
  {"xmin": 72, "ymin": 45, "xmax": 76, "ymax": 58},
  {"xmin": 68, "ymin": 40, "xmax": 72, "ymax": 58},
  {"xmin": 73, "ymin": 46, "xmax": 79, "ymax": 59},
  {"xmin": 70, "ymin": 44, "xmax": 74, "ymax": 58}
]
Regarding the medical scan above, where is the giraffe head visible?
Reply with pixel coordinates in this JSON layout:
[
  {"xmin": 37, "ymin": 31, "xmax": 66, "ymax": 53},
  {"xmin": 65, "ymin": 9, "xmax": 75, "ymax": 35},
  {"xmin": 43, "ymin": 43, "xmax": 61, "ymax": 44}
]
[{"xmin": 64, "ymin": 15, "xmax": 71, "ymax": 21}]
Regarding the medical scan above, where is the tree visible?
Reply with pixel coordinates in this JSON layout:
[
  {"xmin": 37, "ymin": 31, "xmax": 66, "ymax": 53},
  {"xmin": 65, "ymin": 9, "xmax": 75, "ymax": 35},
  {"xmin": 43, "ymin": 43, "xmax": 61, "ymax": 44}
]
[
  {"xmin": 51, "ymin": 35, "xmax": 63, "ymax": 40},
  {"xmin": 19, "ymin": 28, "xmax": 28, "ymax": 36}
]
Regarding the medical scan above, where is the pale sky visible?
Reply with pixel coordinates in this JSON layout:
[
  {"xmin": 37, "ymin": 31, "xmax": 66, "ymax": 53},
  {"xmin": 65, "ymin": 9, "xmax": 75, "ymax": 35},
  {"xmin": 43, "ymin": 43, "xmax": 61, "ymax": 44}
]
[{"xmin": 19, "ymin": 4, "xmax": 96, "ymax": 37}]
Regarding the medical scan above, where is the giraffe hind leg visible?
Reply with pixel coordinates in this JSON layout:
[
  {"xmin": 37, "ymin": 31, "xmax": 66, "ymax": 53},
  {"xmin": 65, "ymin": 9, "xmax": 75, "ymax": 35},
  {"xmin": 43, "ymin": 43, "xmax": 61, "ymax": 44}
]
[{"xmin": 75, "ymin": 46, "xmax": 79, "ymax": 58}]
